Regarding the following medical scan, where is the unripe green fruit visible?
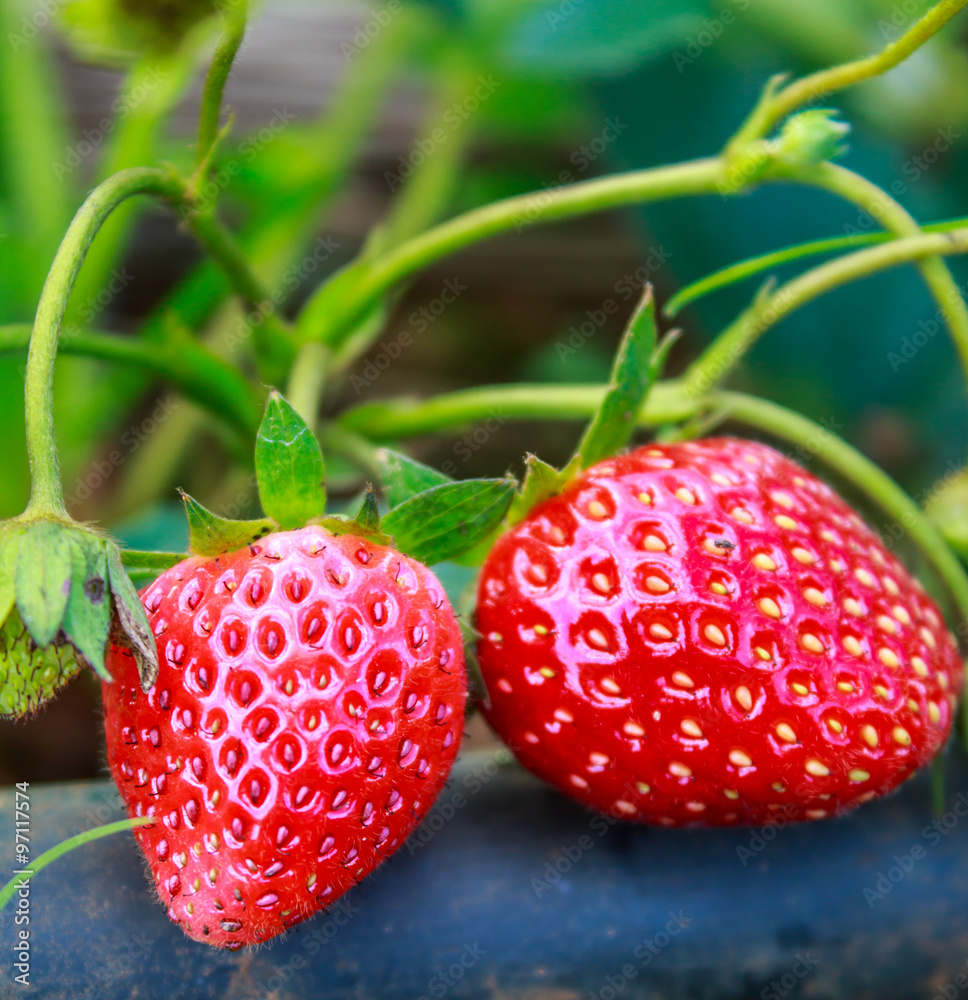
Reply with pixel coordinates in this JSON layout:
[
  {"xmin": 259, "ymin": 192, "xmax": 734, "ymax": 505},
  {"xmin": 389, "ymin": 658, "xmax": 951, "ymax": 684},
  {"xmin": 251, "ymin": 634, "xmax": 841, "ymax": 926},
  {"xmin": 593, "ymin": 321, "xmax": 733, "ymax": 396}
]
[{"xmin": 0, "ymin": 611, "xmax": 82, "ymax": 720}]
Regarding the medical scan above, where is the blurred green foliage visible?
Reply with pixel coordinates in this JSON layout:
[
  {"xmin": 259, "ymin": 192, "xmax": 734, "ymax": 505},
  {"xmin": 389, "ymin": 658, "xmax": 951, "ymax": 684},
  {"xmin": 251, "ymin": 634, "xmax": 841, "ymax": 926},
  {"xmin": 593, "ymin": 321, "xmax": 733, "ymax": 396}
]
[{"xmin": 0, "ymin": 0, "xmax": 965, "ymax": 555}]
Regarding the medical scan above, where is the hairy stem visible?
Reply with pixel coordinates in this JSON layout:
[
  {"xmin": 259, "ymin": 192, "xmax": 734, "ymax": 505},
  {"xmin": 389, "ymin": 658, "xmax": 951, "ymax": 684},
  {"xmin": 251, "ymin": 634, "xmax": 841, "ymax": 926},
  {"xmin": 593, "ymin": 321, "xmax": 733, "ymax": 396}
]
[{"xmin": 24, "ymin": 168, "xmax": 184, "ymax": 517}]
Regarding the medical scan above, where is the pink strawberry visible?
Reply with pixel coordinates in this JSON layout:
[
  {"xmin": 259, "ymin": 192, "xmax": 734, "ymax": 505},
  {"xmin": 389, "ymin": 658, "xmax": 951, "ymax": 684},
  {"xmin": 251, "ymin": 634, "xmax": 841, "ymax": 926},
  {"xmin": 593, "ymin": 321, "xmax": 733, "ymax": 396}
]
[
  {"xmin": 476, "ymin": 438, "xmax": 962, "ymax": 826},
  {"xmin": 102, "ymin": 526, "xmax": 465, "ymax": 948}
]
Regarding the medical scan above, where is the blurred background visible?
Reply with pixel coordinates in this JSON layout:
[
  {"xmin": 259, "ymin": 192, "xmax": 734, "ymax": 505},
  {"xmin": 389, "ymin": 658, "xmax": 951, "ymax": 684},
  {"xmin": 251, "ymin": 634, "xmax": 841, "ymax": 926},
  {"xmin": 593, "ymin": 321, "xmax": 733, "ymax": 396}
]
[{"xmin": 1, "ymin": 0, "xmax": 967, "ymax": 784}]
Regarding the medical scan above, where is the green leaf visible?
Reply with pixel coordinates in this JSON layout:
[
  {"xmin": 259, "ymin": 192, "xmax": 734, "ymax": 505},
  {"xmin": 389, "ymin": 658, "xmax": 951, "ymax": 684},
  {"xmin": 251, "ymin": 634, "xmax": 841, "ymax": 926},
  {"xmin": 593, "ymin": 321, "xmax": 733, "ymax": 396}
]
[
  {"xmin": 14, "ymin": 522, "xmax": 72, "ymax": 647},
  {"xmin": 61, "ymin": 539, "xmax": 111, "ymax": 681},
  {"xmin": 376, "ymin": 448, "xmax": 453, "ymax": 508},
  {"xmin": 382, "ymin": 479, "xmax": 515, "ymax": 565},
  {"xmin": 502, "ymin": 0, "xmax": 706, "ymax": 78},
  {"xmin": 576, "ymin": 285, "xmax": 659, "ymax": 469},
  {"xmin": 121, "ymin": 550, "xmax": 186, "ymax": 589},
  {"xmin": 508, "ymin": 453, "xmax": 580, "ymax": 525},
  {"xmin": 255, "ymin": 390, "xmax": 326, "ymax": 529},
  {"xmin": 181, "ymin": 493, "xmax": 275, "ymax": 557},
  {"xmin": 106, "ymin": 547, "xmax": 158, "ymax": 690}
]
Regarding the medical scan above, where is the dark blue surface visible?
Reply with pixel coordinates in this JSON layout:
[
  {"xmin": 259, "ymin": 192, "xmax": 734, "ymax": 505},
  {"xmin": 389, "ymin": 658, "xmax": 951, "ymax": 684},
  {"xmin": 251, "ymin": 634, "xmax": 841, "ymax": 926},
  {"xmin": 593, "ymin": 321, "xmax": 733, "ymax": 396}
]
[{"xmin": 2, "ymin": 750, "xmax": 968, "ymax": 998}]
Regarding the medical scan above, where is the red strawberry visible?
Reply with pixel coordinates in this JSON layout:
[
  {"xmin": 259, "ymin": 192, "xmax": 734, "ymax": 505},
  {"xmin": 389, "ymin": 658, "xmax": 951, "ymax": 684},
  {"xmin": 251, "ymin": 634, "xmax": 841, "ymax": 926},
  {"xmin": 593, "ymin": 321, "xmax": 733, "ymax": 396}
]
[
  {"xmin": 102, "ymin": 526, "xmax": 465, "ymax": 949},
  {"xmin": 476, "ymin": 438, "xmax": 962, "ymax": 826}
]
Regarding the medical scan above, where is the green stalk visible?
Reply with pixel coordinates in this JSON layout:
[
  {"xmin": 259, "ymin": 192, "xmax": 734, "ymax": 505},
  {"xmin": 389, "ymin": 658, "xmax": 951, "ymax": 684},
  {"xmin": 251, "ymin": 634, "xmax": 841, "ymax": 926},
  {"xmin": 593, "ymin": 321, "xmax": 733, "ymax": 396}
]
[
  {"xmin": 728, "ymin": 0, "xmax": 968, "ymax": 150},
  {"xmin": 666, "ymin": 215, "xmax": 968, "ymax": 317},
  {"xmin": 295, "ymin": 158, "xmax": 725, "ymax": 347},
  {"xmin": 793, "ymin": 162, "xmax": 968, "ymax": 384},
  {"xmin": 682, "ymin": 228, "xmax": 968, "ymax": 397},
  {"xmin": 0, "ymin": 817, "xmax": 154, "ymax": 911},
  {"xmin": 194, "ymin": 0, "xmax": 248, "ymax": 184},
  {"xmin": 0, "ymin": 324, "xmax": 260, "ymax": 438},
  {"xmin": 339, "ymin": 381, "xmax": 697, "ymax": 439},
  {"xmin": 24, "ymin": 168, "xmax": 185, "ymax": 517},
  {"xmin": 340, "ymin": 380, "xmax": 968, "ymax": 622}
]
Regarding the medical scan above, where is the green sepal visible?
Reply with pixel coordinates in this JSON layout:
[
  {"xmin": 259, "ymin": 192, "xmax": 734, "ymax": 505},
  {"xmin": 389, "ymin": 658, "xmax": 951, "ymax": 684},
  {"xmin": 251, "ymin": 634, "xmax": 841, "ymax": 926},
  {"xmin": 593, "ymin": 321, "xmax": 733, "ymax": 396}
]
[
  {"xmin": 14, "ymin": 521, "xmax": 73, "ymax": 648},
  {"xmin": 181, "ymin": 492, "xmax": 276, "ymax": 557},
  {"xmin": 508, "ymin": 453, "xmax": 581, "ymax": 525},
  {"xmin": 576, "ymin": 285, "xmax": 659, "ymax": 470},
  {"xmin": 0, "ymin": 527, "xmax": 20, "ymax": 628},
  {"xmin": 106, "ymin": 547, "xmax": 158, "ymax": 690},
  {"xmin": 382, "ymin": 478, "xmax": 516, "ymax": 565},
  {"xmin": 376, "ymin": 448, "xmax": 453, "ymax": 508},
  {"xmin": 61, "ymin": 541, "xmax": 111, "ymax": 681},
  {"xmin": 353, "ymin": 486, "xmax": 382, "ymax": 535},
  {"xmin": 121, "ymin": 550, "xmax": 186, "ymax": 589},
  {"xmin": 649, "ymin": 328, "xmax": 682, "ymax": 382},
  {"xmin": 255, "ymin": 389, "xmax": 325, "ymax": 529},
  {"xmin": 314, "ymin": 487, "xmax": 391, "ymax": 545}
]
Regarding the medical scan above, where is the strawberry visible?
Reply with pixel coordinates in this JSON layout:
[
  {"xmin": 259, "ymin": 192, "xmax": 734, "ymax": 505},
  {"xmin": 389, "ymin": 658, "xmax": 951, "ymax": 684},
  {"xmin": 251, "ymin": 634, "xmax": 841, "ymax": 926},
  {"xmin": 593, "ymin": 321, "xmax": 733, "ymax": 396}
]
[
  {"xmin": 476, "ymin": 438, "xmax": 963, "ymax": 827},
  {"xmin": 102, "ymin": 526, "xmax": 466, "ymax": 949}
]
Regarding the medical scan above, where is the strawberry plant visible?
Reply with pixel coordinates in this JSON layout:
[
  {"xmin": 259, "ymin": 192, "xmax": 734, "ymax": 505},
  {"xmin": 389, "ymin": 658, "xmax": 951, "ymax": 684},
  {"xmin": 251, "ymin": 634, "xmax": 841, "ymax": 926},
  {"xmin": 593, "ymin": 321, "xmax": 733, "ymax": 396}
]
[{"xmin": 4, "ymin": 0, "xmax": 968, "ymax": 958}]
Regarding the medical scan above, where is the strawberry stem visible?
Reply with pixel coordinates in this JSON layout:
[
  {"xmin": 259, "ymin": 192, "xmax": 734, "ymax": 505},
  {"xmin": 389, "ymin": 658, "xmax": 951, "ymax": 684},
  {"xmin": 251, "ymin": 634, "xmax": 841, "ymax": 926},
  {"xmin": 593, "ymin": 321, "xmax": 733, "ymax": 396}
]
[
  {"xmin": 665, "ymin": 215, "xmax": 968, "ymax": 319},
  {"xmin": 24, "ymin": 167, "xmax": 184, "ymax": 519},
  {"xmin": 681, "ymin": 228, "xmax": 968, "ymax": 398},
  {"xmin": 0, "ymin": 817, "xmax": 155, "ymax": 912},
  {"xmin": 727, "ymin": 0, "xmax": 968, "ymax": 152},
  {"xmin": 339, "ymin": 380, "xmax": 968, "ymax": 626},
  {"xmin": 191, "ymin": 0, "xmax": 249, "ymax": 199}
]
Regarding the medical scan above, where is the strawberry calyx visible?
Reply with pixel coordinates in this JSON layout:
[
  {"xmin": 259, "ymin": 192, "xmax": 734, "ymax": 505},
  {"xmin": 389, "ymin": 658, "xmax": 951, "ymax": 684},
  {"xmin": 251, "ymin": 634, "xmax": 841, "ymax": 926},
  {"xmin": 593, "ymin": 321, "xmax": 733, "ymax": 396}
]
[
  {"xmin": 160, "ymin": 391, "xmax": 518, "ymax": 601},
  {"xmin": 506, "ymin": 285, "xmax": 681, "ymax": 530},
  {"xmin": 0, "ymin": 512, "xmax": 159, "ymax": 708}
]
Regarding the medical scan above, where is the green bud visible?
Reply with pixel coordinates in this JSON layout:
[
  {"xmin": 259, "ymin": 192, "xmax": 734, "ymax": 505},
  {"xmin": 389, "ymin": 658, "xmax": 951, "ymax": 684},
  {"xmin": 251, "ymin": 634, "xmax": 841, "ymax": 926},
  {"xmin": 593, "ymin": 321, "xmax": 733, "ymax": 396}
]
[{"xmin": 772, "ymin": 109, "xmax": 851, "ymax": 168}]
